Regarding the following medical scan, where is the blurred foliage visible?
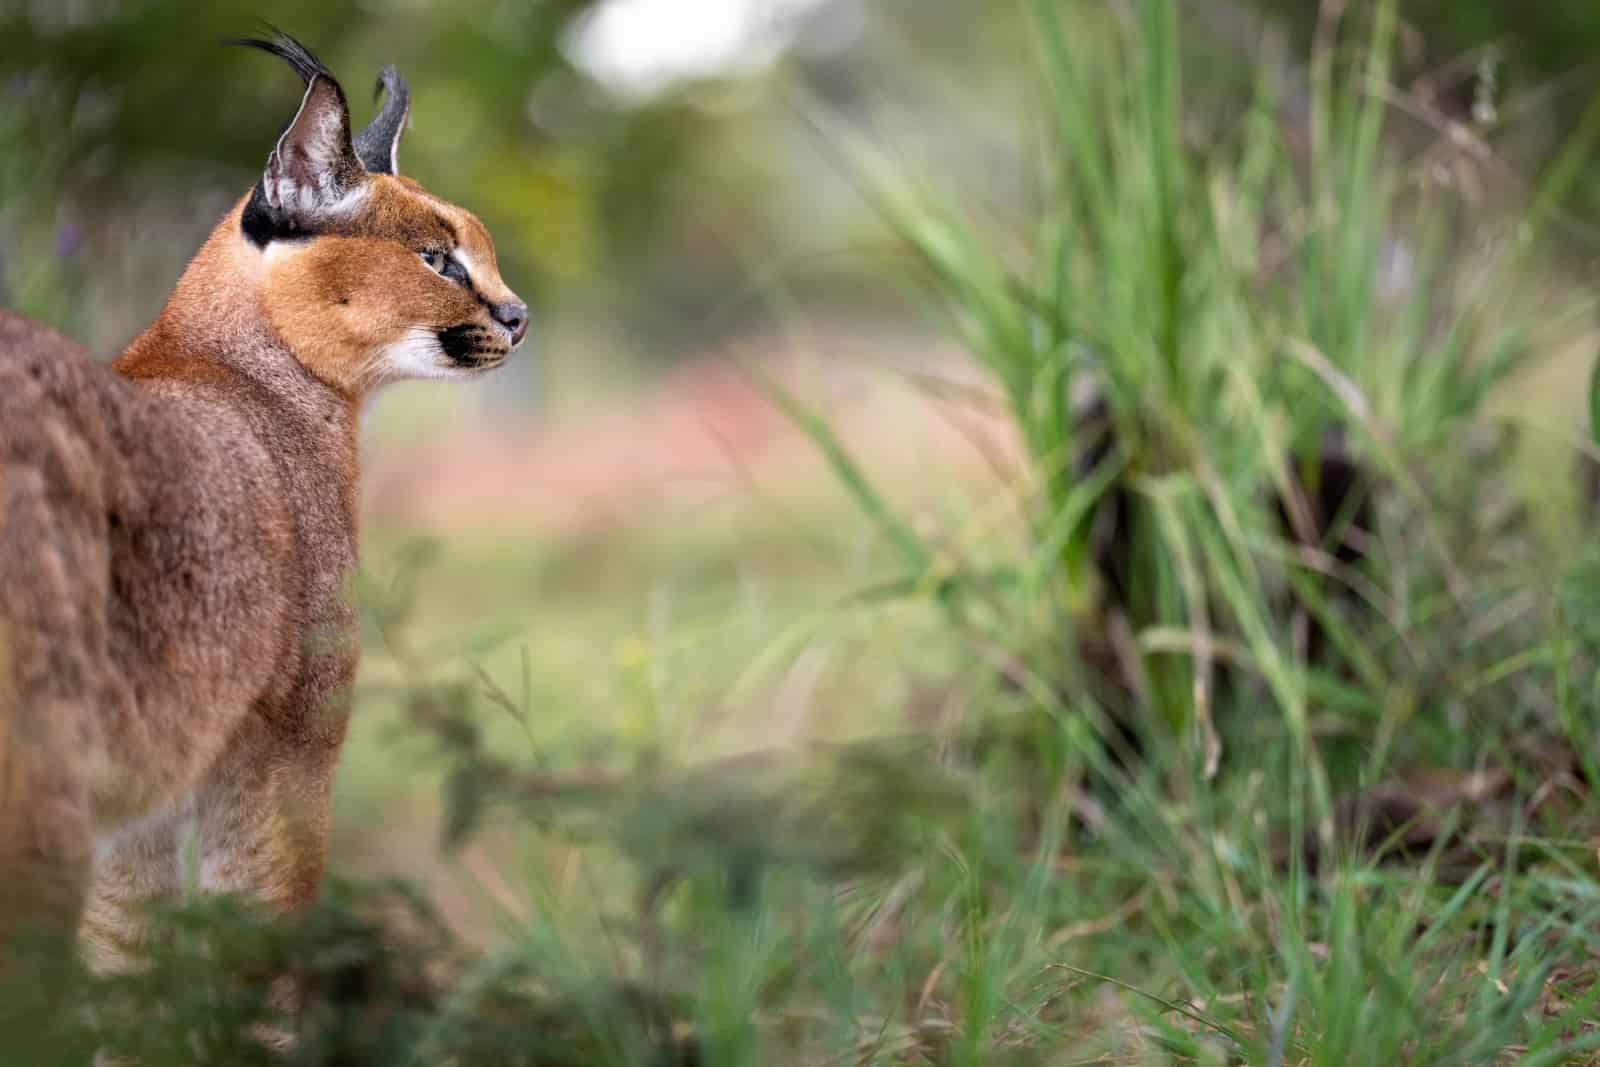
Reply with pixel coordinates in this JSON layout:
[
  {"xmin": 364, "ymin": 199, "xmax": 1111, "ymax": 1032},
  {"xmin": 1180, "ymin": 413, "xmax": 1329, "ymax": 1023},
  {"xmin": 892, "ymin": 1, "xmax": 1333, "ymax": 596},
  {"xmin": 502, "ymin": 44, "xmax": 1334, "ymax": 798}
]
[
  {"xmin": 1254, "ymin": 0, "xmax": 1600, "ymax": 206},
  {"xmin": 0, "ymin": 0, "xmax": 705, "ymax": 336},
  {"xmin": 8, "ymin": 1, "xmax": 1600, "ymax": 354},
  {"xmin": 1261, "ymin": 0, "xmax": 1599, "ymax": 91},
  {"xmin": 0, "ymin": 73, "xmax": 83, "ymax": 325},
  {"xmin": 12, "ymin": 3, "xmax": 1600, "ymax": 1063},
  {"xmin": 0, "ymin": 876, "xmax": 700, "ymax": 1065},
  {"xmin": 0, "ymin": 0, "xmax": 1034, "ymax": 360}
]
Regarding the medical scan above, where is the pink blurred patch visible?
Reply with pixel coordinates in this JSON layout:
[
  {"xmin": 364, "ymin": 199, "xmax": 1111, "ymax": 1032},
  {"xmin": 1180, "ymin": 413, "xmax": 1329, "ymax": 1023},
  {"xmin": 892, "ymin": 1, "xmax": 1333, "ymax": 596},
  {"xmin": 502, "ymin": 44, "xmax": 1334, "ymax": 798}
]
[{"xmin": 364, "ymin": 334, "xmax": 1023, "ymax": 535}]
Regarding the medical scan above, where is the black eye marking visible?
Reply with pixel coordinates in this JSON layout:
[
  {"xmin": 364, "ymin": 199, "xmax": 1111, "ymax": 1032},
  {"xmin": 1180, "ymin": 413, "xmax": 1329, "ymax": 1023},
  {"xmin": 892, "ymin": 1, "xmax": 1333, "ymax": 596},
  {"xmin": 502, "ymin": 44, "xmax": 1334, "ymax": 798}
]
[{"xmin": 420, "ymin": 248, "xmax": 470, "ymax": 287}]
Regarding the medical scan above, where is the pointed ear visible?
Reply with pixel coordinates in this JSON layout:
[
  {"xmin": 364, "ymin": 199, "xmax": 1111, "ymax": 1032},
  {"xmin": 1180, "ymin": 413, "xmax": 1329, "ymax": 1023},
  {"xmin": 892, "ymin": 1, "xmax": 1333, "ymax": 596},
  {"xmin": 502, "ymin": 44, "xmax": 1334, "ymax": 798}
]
[
  {"xmin": 231, "ymin": 31, "xmax": 366, "ymax": 226},
  {"xmin": 263, "ymin": 73, "xmax": 364, "ymax": 216},
  {"xmin": 354, "ymin": 65, "xmax": 410, "ymax": 175}
]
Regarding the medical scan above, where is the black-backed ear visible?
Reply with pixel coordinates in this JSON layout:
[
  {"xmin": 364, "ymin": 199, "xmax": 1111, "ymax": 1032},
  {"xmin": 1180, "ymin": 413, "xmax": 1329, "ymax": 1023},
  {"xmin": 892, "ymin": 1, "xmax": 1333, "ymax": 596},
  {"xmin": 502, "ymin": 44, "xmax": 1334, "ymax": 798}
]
[
  {"xmin": 230, "ymin": 31, "xmax": 366, "ymax": 238},
  {"xmin": 354, "ymin": 65, "xmax": 410, "ymax": 175}
]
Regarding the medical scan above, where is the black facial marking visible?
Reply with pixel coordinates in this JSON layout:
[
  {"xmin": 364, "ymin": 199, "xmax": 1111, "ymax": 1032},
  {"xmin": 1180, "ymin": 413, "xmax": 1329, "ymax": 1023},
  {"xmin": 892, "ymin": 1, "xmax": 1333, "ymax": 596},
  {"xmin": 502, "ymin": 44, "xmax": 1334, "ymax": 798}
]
[
  {"xmin": 445, "ymin": 255, "xmax": 492, "ymax": 310},
  {"xmin": 242, "ymin": 181, "xmax": 376, "ymax": 247},
  {"xmin": 241, "ymin": 182, "xmax": 322, "ymax": 247},
  {"xmin": 436, "ymin": 324, "xmax": 502, "ymax": 365},
  {"xmin": 440, "ymin": 254, "xmax": 470, "ymax": 288}
]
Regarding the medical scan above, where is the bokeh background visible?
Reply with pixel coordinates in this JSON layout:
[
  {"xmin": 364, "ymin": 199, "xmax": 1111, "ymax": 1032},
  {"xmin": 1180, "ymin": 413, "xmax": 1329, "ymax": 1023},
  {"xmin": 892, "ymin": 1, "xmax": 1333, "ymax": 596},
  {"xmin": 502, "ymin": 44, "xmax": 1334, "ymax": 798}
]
[{"xmin": 13, "ymin": 1, "xmax": 1600, "ymax": 1062}]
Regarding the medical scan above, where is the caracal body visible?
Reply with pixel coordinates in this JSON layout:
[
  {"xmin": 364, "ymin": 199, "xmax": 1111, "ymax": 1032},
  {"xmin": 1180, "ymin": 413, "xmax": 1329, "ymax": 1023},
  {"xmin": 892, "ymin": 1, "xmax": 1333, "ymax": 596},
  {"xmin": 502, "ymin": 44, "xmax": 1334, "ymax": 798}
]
[{"xmin": 0, "ymin": 34, "xmax": 527, "ymax": 963}]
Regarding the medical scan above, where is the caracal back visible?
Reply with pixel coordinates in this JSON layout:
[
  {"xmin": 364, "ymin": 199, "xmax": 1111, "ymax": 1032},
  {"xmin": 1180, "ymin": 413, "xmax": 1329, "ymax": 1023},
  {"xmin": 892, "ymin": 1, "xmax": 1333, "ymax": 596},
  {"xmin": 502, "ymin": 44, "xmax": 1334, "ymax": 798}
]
[{"xmin": 0, "ymin": 313, "xmax": 118, "ymax": 941}]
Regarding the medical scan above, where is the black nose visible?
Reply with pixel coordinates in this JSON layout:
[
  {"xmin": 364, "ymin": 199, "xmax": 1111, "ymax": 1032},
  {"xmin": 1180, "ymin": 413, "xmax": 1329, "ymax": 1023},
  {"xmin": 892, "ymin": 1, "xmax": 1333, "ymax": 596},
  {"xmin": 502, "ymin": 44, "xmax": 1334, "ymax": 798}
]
[{"xmin": 491, "ymin": 302, "xmax": 529, "ymax": 346}]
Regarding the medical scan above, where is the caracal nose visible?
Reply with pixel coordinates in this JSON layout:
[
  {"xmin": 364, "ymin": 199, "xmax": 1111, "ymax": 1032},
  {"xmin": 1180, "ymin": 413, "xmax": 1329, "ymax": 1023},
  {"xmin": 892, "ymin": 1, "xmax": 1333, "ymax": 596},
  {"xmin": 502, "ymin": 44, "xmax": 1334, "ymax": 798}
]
[{"xmin": 491, "ymin": 301, "xmax": 529, "ymax": 347}]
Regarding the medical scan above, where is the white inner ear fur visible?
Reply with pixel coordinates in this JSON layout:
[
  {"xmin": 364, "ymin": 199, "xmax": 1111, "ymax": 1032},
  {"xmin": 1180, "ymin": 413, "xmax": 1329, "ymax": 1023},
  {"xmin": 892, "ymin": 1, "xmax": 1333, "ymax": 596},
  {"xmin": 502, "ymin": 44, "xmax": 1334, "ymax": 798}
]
[
  {"xmin": 383, "ymin": 103, "xmax": 407, "ymax": 175},
  {"xmin": 264, "ymin": 76, "xmax": 367, "ymax": 217},
  {"xmin": 263, "ymin": 77, "xmax": 318, "ymax": 209}
]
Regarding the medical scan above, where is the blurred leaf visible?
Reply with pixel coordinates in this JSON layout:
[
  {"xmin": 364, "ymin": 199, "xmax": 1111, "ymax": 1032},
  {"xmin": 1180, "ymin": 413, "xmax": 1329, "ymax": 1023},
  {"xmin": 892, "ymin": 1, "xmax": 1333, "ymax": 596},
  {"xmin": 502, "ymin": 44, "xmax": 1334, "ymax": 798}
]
[{"xmin": 454, "ymin": 619, "xmax": 527, "ymax": 660}]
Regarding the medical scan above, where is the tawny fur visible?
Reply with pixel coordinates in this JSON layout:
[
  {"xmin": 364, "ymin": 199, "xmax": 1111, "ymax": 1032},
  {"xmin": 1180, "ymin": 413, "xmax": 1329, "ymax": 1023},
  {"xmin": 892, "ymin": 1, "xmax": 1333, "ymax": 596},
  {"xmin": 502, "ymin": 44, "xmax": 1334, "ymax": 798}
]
[{"xmin": 0, "ymin": 39, "xmax": 523, "ymax": 967}]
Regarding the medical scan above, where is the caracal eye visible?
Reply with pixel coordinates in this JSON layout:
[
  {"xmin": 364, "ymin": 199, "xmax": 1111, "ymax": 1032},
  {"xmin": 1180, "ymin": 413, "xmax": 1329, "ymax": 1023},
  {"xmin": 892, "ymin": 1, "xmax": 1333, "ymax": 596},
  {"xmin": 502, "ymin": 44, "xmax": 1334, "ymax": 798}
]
[{"xmin": 420, "ymin": 249, "xmax": 449, "ymax": 275}]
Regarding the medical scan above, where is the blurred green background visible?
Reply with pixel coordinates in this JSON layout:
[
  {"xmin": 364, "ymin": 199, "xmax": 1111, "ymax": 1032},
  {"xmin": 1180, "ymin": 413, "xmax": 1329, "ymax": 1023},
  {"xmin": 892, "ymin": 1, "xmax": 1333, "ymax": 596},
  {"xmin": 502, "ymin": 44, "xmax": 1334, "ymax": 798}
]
[
  {"xmin": 10, "ymin": 0, "xmax": 1597, "ymax": 364},
  {"xmin": 7, "ymin": 0, "xmax": 1600, "ymax": 375},
  {"xmin": 0, "ymin": 0, "xmax": 1056, "ymax": 920},
  {"xmin": 0, "ymin": 0, "xmax": 1071, "ymax": 805},
  {"xmin": 2, "ymin": 0, "xmax": 1004, "ymax": 373},
  {"xmin": 14, "ymin": 2, "xmax": 1600, "ymax": 1062}
]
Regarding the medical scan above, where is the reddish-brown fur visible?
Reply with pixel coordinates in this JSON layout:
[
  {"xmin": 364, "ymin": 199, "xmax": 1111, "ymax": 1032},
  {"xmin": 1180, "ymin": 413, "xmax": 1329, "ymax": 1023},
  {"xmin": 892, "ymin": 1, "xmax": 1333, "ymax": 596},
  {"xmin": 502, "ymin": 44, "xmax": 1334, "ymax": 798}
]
[{"xmin": 0, "ymin": 41, "xmax": 524, "ymax": 966}]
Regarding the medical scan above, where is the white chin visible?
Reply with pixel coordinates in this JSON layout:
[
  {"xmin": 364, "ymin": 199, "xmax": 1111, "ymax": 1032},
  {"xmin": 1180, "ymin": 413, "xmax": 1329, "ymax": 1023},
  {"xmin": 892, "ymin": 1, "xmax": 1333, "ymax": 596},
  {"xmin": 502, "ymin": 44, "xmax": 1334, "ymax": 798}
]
[{"xmin": 374, "ymin": 334, "xmax": 480, "ymax": 382}]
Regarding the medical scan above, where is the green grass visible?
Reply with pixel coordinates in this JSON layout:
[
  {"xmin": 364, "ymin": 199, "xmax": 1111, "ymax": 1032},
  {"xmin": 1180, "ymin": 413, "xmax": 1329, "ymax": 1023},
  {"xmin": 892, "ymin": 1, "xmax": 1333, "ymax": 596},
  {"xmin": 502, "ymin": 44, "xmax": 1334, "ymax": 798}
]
[{"xmin": 13, "ymin": 1, "xmax": 1600, "ymax": 1063}]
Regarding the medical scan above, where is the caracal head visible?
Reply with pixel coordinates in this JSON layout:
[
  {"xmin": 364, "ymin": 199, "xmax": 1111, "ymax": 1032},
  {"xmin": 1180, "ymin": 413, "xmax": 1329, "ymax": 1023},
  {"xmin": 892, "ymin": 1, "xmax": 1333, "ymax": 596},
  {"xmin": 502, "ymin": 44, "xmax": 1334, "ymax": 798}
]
[{"xmin": 233, "ymin": 32, "xmax": 528, "ymax": 394}]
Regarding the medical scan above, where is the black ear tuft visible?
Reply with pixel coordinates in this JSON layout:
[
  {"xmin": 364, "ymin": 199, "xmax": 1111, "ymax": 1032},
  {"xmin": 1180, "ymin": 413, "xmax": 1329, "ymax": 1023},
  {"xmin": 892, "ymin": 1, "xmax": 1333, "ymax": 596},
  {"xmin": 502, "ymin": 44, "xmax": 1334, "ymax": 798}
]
[
  {"xmin": 354, "ymin": 65, "xmax": 410, "ymax": 175},
  {"xmin": 225, "ymin": 27, "xmax": 337, "ymax": 86}
]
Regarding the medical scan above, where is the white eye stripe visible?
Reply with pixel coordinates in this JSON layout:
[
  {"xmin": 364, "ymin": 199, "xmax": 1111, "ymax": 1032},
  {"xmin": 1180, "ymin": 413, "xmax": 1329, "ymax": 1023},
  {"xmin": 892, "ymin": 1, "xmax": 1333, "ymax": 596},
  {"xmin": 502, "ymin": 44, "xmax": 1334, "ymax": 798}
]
[{"xmin": 452, "ymin": 248, "xmax": 481, "ymax": 276}]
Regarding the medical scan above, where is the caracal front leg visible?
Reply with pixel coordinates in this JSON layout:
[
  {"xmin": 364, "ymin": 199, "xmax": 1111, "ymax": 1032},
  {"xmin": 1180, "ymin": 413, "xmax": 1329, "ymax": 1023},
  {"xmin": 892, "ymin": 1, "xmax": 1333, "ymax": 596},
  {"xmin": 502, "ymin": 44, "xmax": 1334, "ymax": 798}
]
[
  {"xmin": 194, "ymin": 714, "xmax": 343, "ymax": 916},
  {"xmin": 191, "ymin": 715, "xmax": 344, "ymax": 1052},
  {"xmin": 83, "ymin": 708, "xmax": 345, "ymax": 973},
  {"xmin": 79, "ymin": 812, "xmax": 186, "ymax": 973}
]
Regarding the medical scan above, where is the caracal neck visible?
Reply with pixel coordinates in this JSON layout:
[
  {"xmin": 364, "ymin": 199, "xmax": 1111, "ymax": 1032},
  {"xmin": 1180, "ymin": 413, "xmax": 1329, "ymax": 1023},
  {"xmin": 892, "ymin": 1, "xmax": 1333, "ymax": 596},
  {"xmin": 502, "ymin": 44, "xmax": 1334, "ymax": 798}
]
[{"xmin": 112, "ymin": 198, "xmax": 360, "ymax": 420}]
